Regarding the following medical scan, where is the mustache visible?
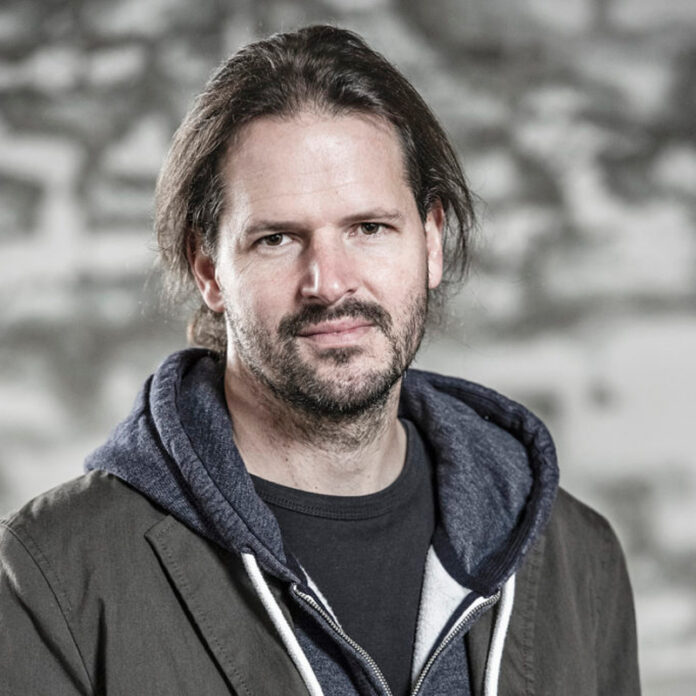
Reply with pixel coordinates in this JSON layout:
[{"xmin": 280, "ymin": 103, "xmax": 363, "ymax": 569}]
[{"xmin": 278, "ymin": 299, "xmax": 393, "ymax": 339}]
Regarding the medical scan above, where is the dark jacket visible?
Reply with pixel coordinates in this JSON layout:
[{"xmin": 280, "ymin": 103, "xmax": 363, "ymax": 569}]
[{"xmin": 0, "ymin": 350, "xmax": 640, "ymax": 695}]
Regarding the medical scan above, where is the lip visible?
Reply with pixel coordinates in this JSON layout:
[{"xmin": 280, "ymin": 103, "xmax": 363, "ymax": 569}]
[
  {"xmin": 297, "ymin": 319, "xmax": 375, "ymax": 346},
  {"xmin": 297, "ymin": 319, "xmax": 374, "ymax": 337}
]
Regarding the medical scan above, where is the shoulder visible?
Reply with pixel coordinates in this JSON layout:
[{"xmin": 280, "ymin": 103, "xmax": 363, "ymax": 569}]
[
  {"xmin": 2, "ymin": 470, "xmax": 164, "ymax": 548},
  {"xmin": 0, "ymin": 472, "xmax": 167, "ymax": 608},
  {"xmin": 547, "ymin": 487, "xmax": 625, "ymax": 559}
]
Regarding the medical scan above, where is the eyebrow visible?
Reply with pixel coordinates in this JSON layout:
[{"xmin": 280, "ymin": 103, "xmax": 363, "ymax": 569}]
[
  {"xmin": 242, "ymin": 209, "xmax": 405, "ymax": 237},
  {"xmin": 242, "ymin": 220, "xmax": 305, "ymax": 237},
  {"xmin": 341, "ymin": 209, "xmax": 404, "ymax": 226}
]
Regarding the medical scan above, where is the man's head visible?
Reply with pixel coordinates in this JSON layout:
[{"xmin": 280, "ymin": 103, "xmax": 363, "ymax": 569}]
[
  {"xmin": 188, "ymin": 111, "xmax": 443, "ymax": 417},
  {"xmin": 155, "ymin": 24, "xmax": 475, "ymax": 357}
]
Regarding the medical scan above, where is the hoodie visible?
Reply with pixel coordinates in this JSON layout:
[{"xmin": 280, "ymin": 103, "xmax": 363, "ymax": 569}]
[{"xmin": 84, "ymin": 347, "xmax": 559, "ymax": 696}]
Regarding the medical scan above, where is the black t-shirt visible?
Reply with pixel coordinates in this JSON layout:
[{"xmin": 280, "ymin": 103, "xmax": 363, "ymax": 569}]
[{"xmin": 252, "ymin": 419, "xmax": 436, "ymax": 696}]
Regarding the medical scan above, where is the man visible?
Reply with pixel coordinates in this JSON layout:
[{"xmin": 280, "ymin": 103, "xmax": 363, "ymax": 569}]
[{"xmin": 0, "ymin": 26, "xmax": 640, "ymax": 696}]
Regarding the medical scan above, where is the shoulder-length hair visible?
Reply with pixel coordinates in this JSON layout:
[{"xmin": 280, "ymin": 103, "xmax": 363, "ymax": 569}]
[{"xmin": 155, "ymin": 25, "xmax": 475, "ymax": 354}]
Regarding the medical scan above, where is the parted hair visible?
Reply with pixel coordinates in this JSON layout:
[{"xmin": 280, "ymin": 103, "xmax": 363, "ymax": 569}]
[{"xmin": 155, "ymin": 24, "xmax": 475, "ymax": 354}]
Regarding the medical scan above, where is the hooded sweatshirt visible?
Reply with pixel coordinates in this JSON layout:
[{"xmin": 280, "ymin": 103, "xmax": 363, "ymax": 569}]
[{"xmin": 84, "ymin": 348, "xmax": 559, "ymax": 696}]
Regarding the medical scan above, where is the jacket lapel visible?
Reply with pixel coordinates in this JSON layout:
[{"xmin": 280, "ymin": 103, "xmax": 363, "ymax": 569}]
[{"xmin": 146, "ymin": 515, "xmax": 309, "ymax": 696}]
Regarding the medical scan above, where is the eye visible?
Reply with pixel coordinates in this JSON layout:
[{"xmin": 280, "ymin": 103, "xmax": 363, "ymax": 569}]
[
  {"xmin": 359, "ymin": 222, "xmax": 383, "ymax": 235},
  {"xmin": 258, "ymin": 233, "xmax": 287, "ymax": 247}
]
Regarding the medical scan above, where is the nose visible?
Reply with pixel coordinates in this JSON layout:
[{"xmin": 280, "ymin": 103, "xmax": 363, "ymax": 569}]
[{"xmin": 299, "ymin": 231, "xmax": 358, "ymax": 305}]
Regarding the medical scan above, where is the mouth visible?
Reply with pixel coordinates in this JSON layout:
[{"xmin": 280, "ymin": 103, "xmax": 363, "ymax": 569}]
[{"xmin": 296, "ymin": 319, "xmax": 375, "ymax": 346}]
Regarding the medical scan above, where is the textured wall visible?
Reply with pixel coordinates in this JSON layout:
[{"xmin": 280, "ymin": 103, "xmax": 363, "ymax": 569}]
[{"xmin": 1, "ymin": 1, "xmax": 695, "ymax": 693}]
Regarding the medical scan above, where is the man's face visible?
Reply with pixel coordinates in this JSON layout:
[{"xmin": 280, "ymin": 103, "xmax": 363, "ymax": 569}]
[{"xmin": 192, "ymin": 111, "xmax": 443, "ymax": 416}]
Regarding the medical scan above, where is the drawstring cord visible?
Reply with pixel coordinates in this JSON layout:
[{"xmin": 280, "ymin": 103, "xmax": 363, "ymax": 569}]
[
  {"xmin": 243, "ymin": 549, "xmax": 514, "ymax": 696},
  {"xmin": 241, "ymin": 552, "xmax": 325, "ymax": 696},
  {"xmin": 483, "ymin": 574, "xmax": 516, "ymax": 696}
]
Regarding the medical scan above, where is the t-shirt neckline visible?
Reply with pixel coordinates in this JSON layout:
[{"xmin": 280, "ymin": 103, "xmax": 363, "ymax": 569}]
[{"xmin": 250, "ymin": 419, "xmax": 423, "ymax": 521}]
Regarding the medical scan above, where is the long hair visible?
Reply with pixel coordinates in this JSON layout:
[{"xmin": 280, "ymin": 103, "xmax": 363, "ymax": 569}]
[{"xmin": 155, "ymin": 25, "xmax": 475, "ymax": 354}]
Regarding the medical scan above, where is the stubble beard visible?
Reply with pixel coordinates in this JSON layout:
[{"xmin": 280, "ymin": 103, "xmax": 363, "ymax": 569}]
[{"xmin": 224, "ymin": 289, "xmax": 428, "ymax": 426}]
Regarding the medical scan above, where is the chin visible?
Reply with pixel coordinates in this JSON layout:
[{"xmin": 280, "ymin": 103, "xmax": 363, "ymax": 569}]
[{"xmin": 276, "ymin": 360, "xmax": 403, "ymax": 418}]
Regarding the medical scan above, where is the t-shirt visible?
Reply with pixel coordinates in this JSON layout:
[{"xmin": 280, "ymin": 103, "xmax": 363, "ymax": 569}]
[{"xmin": 252, "ymin": 419, "xmax": 436, "ymax": 696}]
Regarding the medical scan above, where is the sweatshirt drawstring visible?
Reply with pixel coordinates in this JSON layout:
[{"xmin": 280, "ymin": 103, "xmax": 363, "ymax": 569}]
[
  {"xmin": 242, "ymin": 552, "xmax": 325, "ymax": 696},
  {"xmin": 244, "ymin": 549, "xmax": 515, "ymax": 696},
  {"xmin": 483, "ymin": 574, "xmax": 516, "ymax": 696}
]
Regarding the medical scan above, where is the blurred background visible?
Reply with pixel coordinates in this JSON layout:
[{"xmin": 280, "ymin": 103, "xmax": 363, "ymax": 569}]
[{"xmin": 0, "ymin": 0, "xmax": 694, "ymax": 692}]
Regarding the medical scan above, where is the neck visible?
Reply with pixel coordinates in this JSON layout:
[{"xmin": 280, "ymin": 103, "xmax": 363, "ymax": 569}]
[{"xmin": 222, "ymin": 360, "xmax": 407, "ymax": 496}]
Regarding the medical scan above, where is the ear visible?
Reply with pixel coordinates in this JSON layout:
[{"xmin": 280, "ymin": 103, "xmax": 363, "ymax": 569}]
[
  {"xmin": 187, "ymin": 235, "xmax": 225, "ymax": 313},
  {"xmin": 424, "ymin": 200, "xmax": 444, "ymax": 290}
]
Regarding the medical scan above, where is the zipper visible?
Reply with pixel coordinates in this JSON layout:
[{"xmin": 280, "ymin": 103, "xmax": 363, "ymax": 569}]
[
  {"xmin": 410, "ymin": 591, "xmax": 500, "ymax": 696},
  {"xmin": 292, "ymin": 584, "xmax": 499, "ymax": 696},
  {"xmin": 291, "ymin": 584, "xmax": 394, "ymax": 696}
]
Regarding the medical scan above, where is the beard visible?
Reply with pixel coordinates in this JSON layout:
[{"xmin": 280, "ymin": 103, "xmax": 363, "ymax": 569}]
[{"xmin": 224, "ymin": 289, "xmax": 428, "ymax": 419}]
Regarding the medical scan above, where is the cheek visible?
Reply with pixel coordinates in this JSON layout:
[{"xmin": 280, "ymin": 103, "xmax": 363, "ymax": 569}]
[
  {"xmin": 376, "ymin": 272, "xmax": 427, "ymax": 327},
  {"xmin": 229, "ymin": 270, "xmax": 293, "ymax": 327},
  {"xmin": 371, "ymin": 242, "xmax": 428, "ymax": 301}
]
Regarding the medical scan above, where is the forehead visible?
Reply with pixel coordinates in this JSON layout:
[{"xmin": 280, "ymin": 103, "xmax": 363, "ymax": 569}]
[{"xmin": 219, "ymin": 111, "xmax": 414, "ymax": 225}]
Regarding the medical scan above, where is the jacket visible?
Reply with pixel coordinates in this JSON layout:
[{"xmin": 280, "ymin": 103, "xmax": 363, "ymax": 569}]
[{"xmin": 0, "ymin": 349, "xmax": 641, "ymax": 695}]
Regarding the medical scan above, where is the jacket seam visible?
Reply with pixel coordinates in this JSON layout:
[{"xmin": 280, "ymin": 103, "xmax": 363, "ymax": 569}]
[
  {"xmin": 520, "ymin": 538, "xmax": 543, "ymax": 696},
  {"xmin": 0, "ymin": 521, "xmax": 95, "ymax": 696},
  {"xmin": 596, "ymin": 517, "xmax": 612, "ymax": 650}
]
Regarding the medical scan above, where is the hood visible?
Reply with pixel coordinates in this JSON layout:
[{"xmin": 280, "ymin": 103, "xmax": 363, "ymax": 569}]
[
  {"xmin": 85, "ymin": 348, "xmax": 558, "ymax": 596},
  {"xmin": 399, "ymin": 370, "xmax": 558, "ymax": 596}
]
